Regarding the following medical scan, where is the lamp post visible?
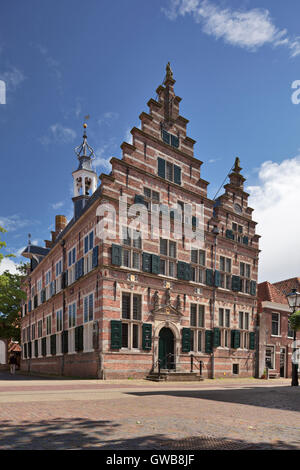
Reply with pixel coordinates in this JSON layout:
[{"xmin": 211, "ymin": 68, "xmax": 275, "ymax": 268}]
[{"xmin": 286, "ymin": 289, "xmax": 299, "ymax": 387}]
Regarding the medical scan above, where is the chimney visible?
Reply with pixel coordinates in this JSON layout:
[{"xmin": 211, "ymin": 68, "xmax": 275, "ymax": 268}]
[{"xmin": 55, "ymin": 215, "xmax": 67, "ymax": 233}]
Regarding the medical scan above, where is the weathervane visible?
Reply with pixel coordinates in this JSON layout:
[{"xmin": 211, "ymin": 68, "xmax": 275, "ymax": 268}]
[{"xmin": 74, "ymin": 121, "xmax": 95, "ymax": 160}]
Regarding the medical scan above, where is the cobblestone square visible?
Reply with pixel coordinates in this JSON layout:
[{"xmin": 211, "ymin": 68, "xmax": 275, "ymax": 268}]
[{"xmin": 0, "ymin": 372, "xmax": 299, "ymax": 450}]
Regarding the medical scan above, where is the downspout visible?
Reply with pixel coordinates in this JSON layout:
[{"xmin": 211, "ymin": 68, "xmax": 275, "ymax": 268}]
[
  {"xmin": 61, "ymin": 239, "xmax": 66, "ymax": 376},
  {"xmin": 211, "ymin": 226, "xmax": 219, "ymax": 379}
]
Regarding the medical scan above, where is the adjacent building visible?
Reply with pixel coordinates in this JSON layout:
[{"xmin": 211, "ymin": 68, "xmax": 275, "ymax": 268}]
[
  {"xmin": 257, "ymin": 279, "xmax": 299, "ymax": 378},
  {"xmin": 20, "ymin": 64, "xmax": 259, "ymax": 379}
]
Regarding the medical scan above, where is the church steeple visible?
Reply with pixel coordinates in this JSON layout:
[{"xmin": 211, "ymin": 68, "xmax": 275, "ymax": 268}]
[
  {"xmin": 228, "ymin": 156, "xmax": 246, "ymax": 189},
  {"xmin": 72, "ymin": 123, "xmax": 97, "ymax": 218}
]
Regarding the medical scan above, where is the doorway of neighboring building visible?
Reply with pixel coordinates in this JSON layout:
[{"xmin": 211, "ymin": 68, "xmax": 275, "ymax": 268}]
[
  {"xmin": 280, "ymin": 347, "xmax": 286, "ymax": 377},
  {"xmin": 158, "ymin": 327, "xmax": 175, "ymax": 370}
]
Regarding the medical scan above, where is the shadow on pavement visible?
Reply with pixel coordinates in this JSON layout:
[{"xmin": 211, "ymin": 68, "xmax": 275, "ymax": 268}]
[
  {"xmin": 0, "ymin": 417, "xmax": 298, "ymax": 450},
  {"xmin": 125, "ymin": 386, "xmax": 300, "ymax": 412}
]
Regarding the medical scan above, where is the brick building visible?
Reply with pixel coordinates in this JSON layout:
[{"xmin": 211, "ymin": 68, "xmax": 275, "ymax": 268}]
[
  {"xmin": 20, "ymin": 64, "xmax": 259, "ymax": 379},
  {"xmin": 257, "ymin": 279, "xmax": 299, "ymax": 378}
]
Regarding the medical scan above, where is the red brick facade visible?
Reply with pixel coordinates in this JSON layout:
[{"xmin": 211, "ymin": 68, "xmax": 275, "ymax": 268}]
[
  {"xmin": 257, "ymin": 280, "xmax": 299, "ymax": 378},
  {"xmin": 20, "ymin": 66, "xmax": 259, "ymax": 379}
]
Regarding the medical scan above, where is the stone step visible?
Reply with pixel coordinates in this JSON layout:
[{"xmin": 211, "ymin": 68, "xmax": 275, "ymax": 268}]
[{"xmin": 146, "ymin": 371, "xmax": 204, "ymax": 382}]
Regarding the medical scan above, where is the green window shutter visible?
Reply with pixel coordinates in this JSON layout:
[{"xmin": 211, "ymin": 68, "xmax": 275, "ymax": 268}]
[
  {"xmin": 75, "ymin": 261, "xmax": 79, "ymax": 280},
  {"xmin": 162, "ymin": 130, "xmax": 170, "ymax": 144},
  {"xmin": 28, "ymin": 300, "xmax": 32, "ymax": 313},
  {"xmin": 186, "ymin": 264, "xmax": 192, "ymax": 281},
  {"xmin": 34, "ymin": 340, "xmax": 38, "ymax": 357},
  {"xmin": 151, "ymin": 254, "xmax": 160, "ymax": 274},
  {"xmin": 206, "ymin": 269, "xmax": 214, "ymax": 286},
  {"xmin": 171, "ymin": 135, "xmax": 179, "ymax": 148},
  {"xmin": 34, "ymin": 295, "xmax": 38, "ymax": 309},
  {"xmin": 182, "ymin": 328, "xmax": 191, "ymax": 353},
  {"xmin": 205, "ymin": 330, "xmax": 213, "ymax": 353},
  {"xmin": 41, "ymin": 289, "xmax": 46, "ymax": 303},
  {"xmin": 213, "ymin": 327, "xmax": 221, "ymax": 348},
  {"xmin": 79, "ymin": 258, "xmax": 84, "ymax": 277},
  {"xmin": 42, "ymin": 337, "xmax": 46, "ymax": 356},
  {"xmin": 111, "ymin": 320, "xmax": 122, "ymax": 349},
  {"xmin": 250, "ymin": 280, "xmax": 257, "ymax": 296},
  {"xmin": 177, "ymin": 261, "xmax": 186, "ymax": 280},
  {"xmin": 226, "ymin": 229, "xmax": 234, "ymax": 240},
  {"xmin": 111, "ymin": 244, "xmax": 122, "ymax": 266},
  {"xmin": 174, "ymin": 165, "xmax": 181, "ymax": 185},
  {"xmin": 214, "ymin": 270, "xmax": 221, "ymax": 287},
  {"xmin": 62, "ymin": 330, "xmax": 68, "ymax": 354},
  {"xmin": 134, "ymin": 194, "xmax": 147, "ymax": 206},
  {"xmin": 92, "ymin": 245, "xmax": 99, "ymax": 268},
  {"xmin": 232, "ymin": 275, "xmax": 241, "ymax": 292},
  {"xmin": 50, "ymin": 334, "xmax": 56, "ymax": 355},
  {"xmin": 243, "ymin": 236, "xmax": 249, "ymax": 245},
  {"xmin": 231, "ymin": 330, "xmax": 240, "ymax": 349},
  {"xmin": 192, "ymin": 216, "xmax": 197, "ymax": 228},
  {"xmin": 75, "ymin": 325, "xmax": 84, "ymax": 352},
  {"xmin": 249, "ymin": 331, "xmax": 255, "ymax": 350},
  {"xmin": 142, "ymin": 252, "xmax": 152, "ymax": 273},
  {"xmin": 158, "ymin": 157, "xmax": 166, "ymax": 178},
  {"xmin": 142, "ymin": 323, "xmax": 152, "ymax": 350}
]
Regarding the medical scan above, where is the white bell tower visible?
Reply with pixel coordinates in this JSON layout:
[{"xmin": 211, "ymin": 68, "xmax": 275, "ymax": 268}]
[{"xmin": 72, "ymin": 123, "xmax": 97, "ymax": 218}]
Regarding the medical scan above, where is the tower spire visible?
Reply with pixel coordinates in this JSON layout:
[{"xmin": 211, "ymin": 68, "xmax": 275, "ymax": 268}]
[{"xmin": 72, "ymin": 123, "xmax": 98, "ymax": 218}]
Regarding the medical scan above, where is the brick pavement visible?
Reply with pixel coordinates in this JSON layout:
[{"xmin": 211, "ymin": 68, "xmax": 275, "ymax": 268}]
[{"xmin": 0, "ymin": 372, "xmax": 299, "ymax": 450}]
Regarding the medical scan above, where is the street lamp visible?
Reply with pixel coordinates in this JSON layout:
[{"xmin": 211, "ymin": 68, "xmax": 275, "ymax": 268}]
[{"xmin": 286, "ymin": 289, "xmax": 299, "ymax": 387}]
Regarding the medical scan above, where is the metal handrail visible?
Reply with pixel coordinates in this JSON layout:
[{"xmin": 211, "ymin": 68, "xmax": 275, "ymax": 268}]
[{"xmin": 190, "ymin": 354, "xmax": 204, "ymax": 376}]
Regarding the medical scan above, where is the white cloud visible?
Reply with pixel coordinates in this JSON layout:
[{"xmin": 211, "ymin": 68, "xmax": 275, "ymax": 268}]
[
  {"xmin": 248, "ymin": 156, "xmax": 300, "ymax": 283},
  {"xmin": 0, "ymin": 66, "xmax": 26, "ymax": 91},
  {"xmin": 40, "ymin": 123, "xmax": 76, "ymax": 145},
  {"xmin": 35, "ymin": 44, "xmax": 62, "ymax": 82},
  {"xmin": 51, "ymin": 201, "xmax": 64, "ymax": 210},
  {"xmin": 97, "ymin": 112, "xmax": 119, "ymax": 127},
  {"xmin": 0, "ymin": 257, "xmax": 19, "ymax": 275},
  {"xmin": 163, "ymin": 0, "xmax": 300, "ymax": 57},
  {"xmin": 0, "ymin": 215, "xmax": 32, "ymax": 232}
]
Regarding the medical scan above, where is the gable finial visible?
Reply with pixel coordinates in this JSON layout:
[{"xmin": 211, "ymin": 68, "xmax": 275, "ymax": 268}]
[
  {"xmin": 165, "ymin": 62, "xmax": 173, "ymax": 81},
  {"xmin": 234, "ymin": 156, "xmax": 241, "ymax": 173}
]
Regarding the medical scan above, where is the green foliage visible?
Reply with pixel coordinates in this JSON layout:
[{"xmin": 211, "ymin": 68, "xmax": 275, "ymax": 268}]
[
  {"xmin": 0, "ymin": 225, "xmax": 27, "ymax": 341},
  {"xmin": 289, "ymin": 310, "xmax": 300, "ymax": 332}
]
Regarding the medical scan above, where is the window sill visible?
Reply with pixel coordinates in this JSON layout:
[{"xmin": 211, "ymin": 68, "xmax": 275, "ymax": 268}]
[{"xmin": 271, "ymin": 335, "xmax": 281, "ymax": 338}]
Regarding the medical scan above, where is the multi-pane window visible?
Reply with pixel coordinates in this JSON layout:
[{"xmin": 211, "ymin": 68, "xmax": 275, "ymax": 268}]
[
  {"xmin": 46, "ymin": 315, "xmax": 52, "ymax": 335},
  {"xmin": 55, "ymin": 259, "xmax": 63, "ymax": 292},
  {"xmin": 190, "ymin": 249, "xmax": 206, "ymax": 283},
  {"xmin": 272, "ymin": 313, "xmax": 280, "ymax": 336},
  {"xmin": 219, "ymin": 308, "xmax": 231, "ymax": 347},
  {"xmin": 159, "ymin": 238, "xmax": 176, "ymax": 277},
  {"xmin": 84, "ymin": 231, "xmax": 94, "ymax": 274},
  {"xmin": 240, "ymin": 262, "xmax": 251, "ymax": 293},
  {"xmin": 84, "ymin": 293, "xmax": 94, "ymax": 323},
  {"xmin": 38, "ymin": 320, "xmax": 43, "ymax": 338},
  {"xmin": 266, "ymin": 346, "xmax": 275, "ymax": 369},
  {"xmin": 219, "ymin": 256, "xmax": 231, "ymax": 289},
  {"xmin": 121, "ymin": 292, "xmax": 142, "ymax": 349},
  {"xmin": 190, "ymin": 304, "xmax": 205, "ymax": 352},
  {"xmin": 68, "ymin": 303, "xmax": 76, "ymax": 328},
  {"xmin": 56, "ymin": 309, "xmax": 63, "ymax": 332},
  {"xmin": 143, "ymin": 187, "xmax": 160, "ymax": 209},
  {"xmin": 232, "ymin": 223, "xmax": 244, "ymax": 242},
  {"xmin": 288, "ymin": 320, "xmax": 294, "ymax": 338},
  {"xmin": 239, "ymin": 311, "xmax": 250, "ymax": 348},
  {"xmin": 121, "ymin": 227, "xmax": 142, "ymax": 270},
  {"xmin": 68, "ymin": 246, "xmax": 76, "ymax": 285},
  {"xmin": 31, "ymin": 323, "xmax": 36, "ymax": 341},
  {"xmin": 45, "ymin": 269, "xmax": 52, "ymax": 300},
  {"xmin": 37, "ymin": 278, "xmax": 42, "ymax": 305}
]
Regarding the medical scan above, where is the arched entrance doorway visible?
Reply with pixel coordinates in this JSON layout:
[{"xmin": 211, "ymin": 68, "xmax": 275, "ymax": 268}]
[{"xmin": 159, "ymin": 327, "xmax": 175, "ymax": 370}]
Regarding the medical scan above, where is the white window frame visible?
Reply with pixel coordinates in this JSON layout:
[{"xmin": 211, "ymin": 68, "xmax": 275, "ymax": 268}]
[
  {"xmin": 67, "ymin": 246, "xmax": 76, "ymax": 286},
  {"xmin": 271, "ymin": 312, "xmax": 281, "ymax": 337}
]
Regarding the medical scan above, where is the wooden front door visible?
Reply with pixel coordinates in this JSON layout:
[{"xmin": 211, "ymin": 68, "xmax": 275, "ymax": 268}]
[{"xmin": 159, "ymin": 327, "xmax": 175, "ymax": 369}]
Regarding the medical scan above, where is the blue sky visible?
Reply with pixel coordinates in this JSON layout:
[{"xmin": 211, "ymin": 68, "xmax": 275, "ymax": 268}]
[{"xmin": 1, "ymin": 0, "xmax": 300, "ymax": 282}]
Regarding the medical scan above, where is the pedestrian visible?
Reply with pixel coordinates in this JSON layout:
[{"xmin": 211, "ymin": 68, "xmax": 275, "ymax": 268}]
[{"xmin": 9, "ymin": 355, "xmax": 17, "ymax": 375}]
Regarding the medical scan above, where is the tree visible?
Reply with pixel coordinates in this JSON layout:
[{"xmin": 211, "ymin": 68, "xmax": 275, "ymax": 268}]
[
  {"xmin": 290, "ymin": 310, "xmax": 300, "ymax": 332},
  {"xmin": 0, "ymin": 225, "xmax": 28, "ymax": 341}
]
